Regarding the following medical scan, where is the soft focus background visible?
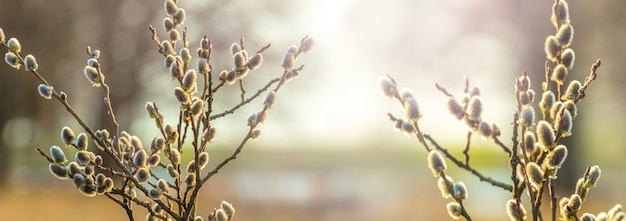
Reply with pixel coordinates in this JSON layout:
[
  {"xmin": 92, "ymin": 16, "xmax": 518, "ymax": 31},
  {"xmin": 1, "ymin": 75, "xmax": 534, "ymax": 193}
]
[{"xmin": 1, "ymin": 0, "xmax": 625, "ymax": 220}]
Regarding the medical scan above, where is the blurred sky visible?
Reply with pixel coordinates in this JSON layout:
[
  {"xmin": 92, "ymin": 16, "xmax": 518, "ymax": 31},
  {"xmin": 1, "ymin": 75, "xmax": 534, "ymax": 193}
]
[{"xmin": 126, "ymin": 0, "xmax": 529, "ymax": 150}]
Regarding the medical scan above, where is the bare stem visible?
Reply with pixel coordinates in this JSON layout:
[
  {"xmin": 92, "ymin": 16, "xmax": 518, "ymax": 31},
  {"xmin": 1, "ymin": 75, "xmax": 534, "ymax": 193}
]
[
  {"xmin": 463, "ymin": 131, "xmax": 472, "ymax": 165},
  {"xmin": 423, "ymin": 134, "xmax": 513, "ymax": 192},
  {"xmin": 209, "ymin": 78, "xmax": 280, "ymax": 120}
]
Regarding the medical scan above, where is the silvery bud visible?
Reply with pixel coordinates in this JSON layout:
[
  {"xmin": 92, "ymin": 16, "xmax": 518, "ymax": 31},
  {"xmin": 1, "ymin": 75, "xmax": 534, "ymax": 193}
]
[
  {"xmin": 537, "ymin": 120, "xmax": 556, "ymax": 149},
  {"xmin": 562, "ymin": 80, "xmax": 581, "ymax": 101},
  {"xmin": 568, "ymin": 194, "xmax": 582, "ymax": 212},
  {"xmin": 146, "ymin": 102, "xmax": 158, "ymax": 118},
  {"xmin": 169, "ymin": 29, "xmax": 180, "ymax": 42},
  {"xmin": 24, "ymin": 54, "xmax": 38, "ymax": 71},
  {"xmin": 170, "ymin": 148, "xmax": 181, "ymax": 165},
  {"xmin": 539, "ymin": 91, "xmax": 555, "ymax": 119},
  {"xmin": 554, "ymin": 109, "xmax": 573, "ymax": 137},
  {"xmin": 403, "ymin": 96, "xmax": 421, "ymax": 122},
  {"xmin": 170, "ymin": 60, "xmax": 182, "ymax": 80},
  {"xmin": 264, "ymin": 91, "xmax": 276, "ymax": 109},
  {"xmin": 596, "ymin": 212, "xmax": 608, "ymax": 221},
  {"xmin": 75, "ymin": 150, "xmax": 92, "ymax": 166},
  {"xmin": 164, "ymin": 0, "xmax": 177, "ymax": 16},
  {"xmin": 506, "ymin": 199, "xmax": 527, "ymax": 221},
  {"xmin": 133, "ymin": 149, "xmax": 148, "ymax": 168},
  {"xmin": 173, "ymin": 8, "xmax": 186, "ymax": 25},
  {"xmin": 524, "ymin": 131, "xmax": 537, "ymax": 157},
  {"xmin": 257, "ymin": 109, "xmax": 268, "ymax": 124},
  {"xmin": 198, "ymin": 152, "xmax": 209, "ymax": 170},
  {"xmin": 555, "ymin": 24, "xmax": 574, "ymax": 48},
  {"xmin": 148, "ymin": 154, "xmax": 160, "ymax": 166},
  {"xmin": 203, "ymin": 126, "xmax": 217, "ymax": 143},
  {"xmin": 180, "ymin": 48, "xmax": 191, "ymax": 64},
  {"xmin": 550, "ymin": 101, "xmax": 564, "ymax": 122},
  {"xmin": 151, "ymin": 136, "xmax": 165, "ymax": 152},
  {"xmin": 400, "ymin": 121, "xmax": 416, "ymax": 137},
  {"xmin": 609, "ymin": 204, "xmax": 623, "ymax": 219},
  {"xmin": 221, "ymin": 201, "xmax": 236, "ymax": 220},
  {"xmin": 584, "ymin": 165, "xmax": 601, "ymax": 188},
  {"xmin": 190, "ymin": 98, "xmax": 204, "ymax": 118},
  {"xmin": 7, "ymin": 38, "xmax": 21, "ymax": 53},
  {"xmin": 61, "ymin": 126, "xmax": 75, "ymax": 145},
  {"xmin": 281, "ymin": 51, "xmax": 295, "ymax": 70},
  {"xmin": 225, "ymin": 70, "xmax": 237, "ymax": 85},
  {"xmin": 186, "ymin": 160, "xmax": 197, "ymax": 173},
  {"xmin": 478, "ymin": 121, "xmax": 492, "ymax": 139},
  {"xmin": 49, "ymin": 163, "xmax": 68, "ymax": 180},
  {"xmin": 73, "ymin": 173, "xmax": 86, "ymax": 188},
  {"xmin": 182, "ymin": 70, "xmax": 197, "ymax": 92},
  {"xmin": 579, "ymin": 213, "xmax": 595, "ymax": 221},
  {"xmin": 561, "ymin": 48, "xmax": 575, "ymax": 69},
  {"xmin": 247, "ymin": 113, "xmax": 258, "ymax": 126},
  {"xmin": 527, "ymin": 162, "xmax": 544, "ymax": 189},
  {"xmin": 162, "ymin": 40, "xmax": 175, "ymax": 55},
  {"xmin": 551, "ymin": 0, "xmax": 570, "ymax": 27},
  {"xmin": 230, "ymin": 43, "xmax": 241, "ymax": 55},
  {"xmin": 446, "ymin": 202, "xmax": 463, "ymax": 220},
  {"xmin": 185, "ymin": 173, "xmax": 196, "ymax": 186},
  {"xmin": 453, "ymin": 181, "xmax": 468, "ymax": 200},
  {"xmin": 4, "ymin": 52, "xmax": 20, "ymax": 69},
  {"xmin": 299, "ymin": 36, "xmax": 315, "ymax": 54},
  {"xmin": 157, "ymin": 179, "xmax": 169, "ymax": 193},
  {"xmin": 247, "ymin": 53, "xmax": 263, "ymax": 70},
  {"xmin": 163, "ymin": 17, "xmax": 175, "ymax": 32},
  {"xmin": 167, "ymin": 164, "xmax": 179, "ymax": 178},
  {"xmin": 447, "ymin": 97, "xmax": 465, "ymax": 120},
  {"xmin": 548, "ymin": 145, "xmax": 568, "ymax": 169},
  {"xmin": 250, "ymin": 128, "xmax": 262, "ymax": 140},
  {"xmin": 148, "ymin": 188, "xmax": 162, "ymax": 199},
  {"xmin": 174, "ymin": 87, "xmax": 189, "ymax": 104},
  {"xmin": 215, "ymin": 209, "xmax": 228, "ymax": 221},
  {"xmin": 75, "ymin": 132, "xmax": 88, "ymax": 151},
  {"xmin": 551, "ymin": 64, "xmax": 568, "ymax": 85},
  {"xmin": 37, "ymin": 84, "xmax": 53, "ymax": 99},
  {"xmin": 377, "ymin": 76, "xmax": 397, "ymax": 100},
  {"xmin": 135, "ymin": 167, "xmax": 150, "ymax": 184},
  {"xmin": 467, "ymin": 96, "xmax": 483, "ymax": 120},
  {"xmin": 545, "ymin": 36, "xmax": 560, "ymax": 61},
  {"xmin": 198, "ymin": 58, "xmax": 209, "ymax": 74},
  {"xmin": 50, "ymin": 145, "xmax": 67, "ymax": 164},
  {"xmin": 428, "ymin": 150, "xmax": 447, "ymax": 177},
  {"xmin": 437, "ymin": 175, "xmax": 454, "ymax": 199},
  {"xmin": 68, "ymin": 162, "xmax": 82, "ymax": 176},
  {"xmin": 519, "ymin": 106, "xmax": 535, "ymax": 127},
  {"xmin": 84, "ymin": 66, "xmax": 101, "ymax": 87}
]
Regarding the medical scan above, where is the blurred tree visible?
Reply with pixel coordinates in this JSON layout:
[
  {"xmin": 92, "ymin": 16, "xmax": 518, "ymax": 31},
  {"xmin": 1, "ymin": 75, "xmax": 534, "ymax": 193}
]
[{"xmin": 0, "ymin": 0, "xmax": 77, "ymax": 186}]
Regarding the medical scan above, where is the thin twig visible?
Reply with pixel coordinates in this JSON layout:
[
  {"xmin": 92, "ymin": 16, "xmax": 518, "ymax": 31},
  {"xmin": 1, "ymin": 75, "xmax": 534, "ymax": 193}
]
[
  {"xmin": 423, "ymin": 134, "xmax": 513, "ymax": 192},
  {"xmin": 463, "ymin": 131, "xmax": 472, "ymax": 165},
  {"xmin": 209, "ymin": 78, "xmax": 280, "ymax": 120}
]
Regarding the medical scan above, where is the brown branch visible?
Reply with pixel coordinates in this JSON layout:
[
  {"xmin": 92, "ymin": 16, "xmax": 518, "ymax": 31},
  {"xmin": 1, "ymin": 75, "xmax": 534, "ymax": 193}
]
[
  {"xmin": 148, "ymin": 25, "xmax": 165, "ymax": 55},
  {"xmin": 576, "ymin": 59, "xmax": 601, "ymax": 103},
  {"xmin": 209, "ymin": 78, "xmax": 280, "ymax": 120},
  {"xmin": 463, "ymin": 131, "xmax": 472, "ymax": 165},
  {"xmin": 423, "ymin": 134, "xmax": 513, "ymax": 192},
  {"xmin": 435, "ymin": 83, "xmax": 454, "ymax": 97},
  {"xmin": 493, "ymin": 136, "xmax": 512, "ymax": 156},
  {"xmin": 35, "ymin": 148, "xmax": 54, "ymax": 163}
]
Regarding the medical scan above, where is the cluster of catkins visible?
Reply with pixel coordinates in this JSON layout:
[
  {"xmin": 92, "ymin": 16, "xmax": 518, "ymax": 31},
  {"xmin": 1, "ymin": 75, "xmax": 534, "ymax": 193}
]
[
  {"xmin": 376, "ymin": 0, "xmax": 622, "ymax": 220},
  {"xmin": 2, "ymin": 0, "xmax": 314, "ymax": 219},
  {"xmin": 377, "ymin": 76, "xmax": 471, "ymax": 220}
]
